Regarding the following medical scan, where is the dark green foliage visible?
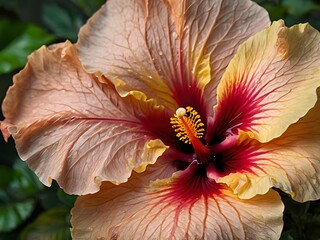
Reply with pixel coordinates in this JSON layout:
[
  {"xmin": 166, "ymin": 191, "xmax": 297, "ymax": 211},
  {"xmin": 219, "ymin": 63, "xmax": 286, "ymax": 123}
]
[
  {"xmin": 0, "ymin": 21, "xmax": 55, "ymax": 74},
  {"xmin": 255, "ymin": 0, "xmax": 320, "ymax": 29}
]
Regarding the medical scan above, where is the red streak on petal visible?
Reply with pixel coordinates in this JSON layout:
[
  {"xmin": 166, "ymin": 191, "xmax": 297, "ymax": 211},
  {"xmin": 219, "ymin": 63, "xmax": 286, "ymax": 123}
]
[
  {"xmin": 212, "ymin": 138, "xmax": 264, "ymax": 178},
  {"xmin": 79, "ymin": 117, "xmax": 141, "ymax": 125},
  {"xmin": 154, "ymin": 161, "xmax": 223, "ymax": 206},
  {"xmin": 173, "ymin": 83, "xmax": 207, "ymax": 126},
  {"xmin": 207, "ymin": 84, "xmax": 268, "ymax": 144},
  {"xmin": 81, "ymin": 111, "xmax": 184, "ymax": 152},
  {"xmin": 211, "ymin": 135, "xmax": 238, "ymax": 153},
  {"xmin": 172, "ymin": 45, "xmax": 207, "ymax": 125},
  {"xmin": 143, "ymin": 109, "xmax": 189, "ymax": 151},
  {"xmin": 178, "ymin": 43, "xmax": 184, "ymax": 88}
]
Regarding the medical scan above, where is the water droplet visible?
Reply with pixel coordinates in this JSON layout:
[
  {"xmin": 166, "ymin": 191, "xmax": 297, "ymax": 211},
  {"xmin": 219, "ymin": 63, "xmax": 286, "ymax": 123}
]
[
  {"xmin": 159, "ymin": 51, "xmax": 163, "ymax": 56},
  {"xmin": 94, "ymin": 176, "xmax": 102, "ymax": 184},
  {"xmin": 172, "ymin": 32, "xmax": 177, "ymax": 39},
  {"xmin": 83, "ymin": 79, "xmax": 93, "ymax": 88},
  {"xmin": 148, "ymin": 75, "xmax": 153, "ymax": 79}
]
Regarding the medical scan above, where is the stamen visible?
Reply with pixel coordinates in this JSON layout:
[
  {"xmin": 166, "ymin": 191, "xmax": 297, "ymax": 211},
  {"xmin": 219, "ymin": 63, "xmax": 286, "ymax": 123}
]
[{"xmin": 170, "ymin": 106, "xmax": 205, "ymax": 144}]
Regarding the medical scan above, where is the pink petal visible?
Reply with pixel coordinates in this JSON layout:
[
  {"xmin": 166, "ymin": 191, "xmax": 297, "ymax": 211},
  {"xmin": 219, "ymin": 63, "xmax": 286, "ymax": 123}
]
[
  {"xmin": 77, "ymin": 0, "xmax": 178, "ymax": 111},
  {"xmin": 71, "ymin": 161, "xmax": 284, "ymax": 239},
  {"xmin": 1, "ymin": 41, "xmax": 167, "ymax": 195},
  {"xmin": 211, "ymin": 21, "xmax": 320, "ymax": 143},
  {"xmin": 77, "ymin": 0, "xmax": 270, "ymax": 117}
]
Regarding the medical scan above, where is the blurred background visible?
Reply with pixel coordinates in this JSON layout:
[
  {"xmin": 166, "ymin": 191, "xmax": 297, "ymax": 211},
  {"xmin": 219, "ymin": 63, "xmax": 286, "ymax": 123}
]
[{"xmin": 0, "ymin": 0, "xmax": 320, "ymax": 239}]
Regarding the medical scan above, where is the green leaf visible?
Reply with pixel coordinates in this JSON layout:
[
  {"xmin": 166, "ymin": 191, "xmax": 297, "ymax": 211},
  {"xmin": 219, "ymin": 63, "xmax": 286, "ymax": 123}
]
[
  {"xmin": 0, "ymin": 0, "xmax": 8, "ymax": 7},
  {"xmin": 0, "ymin": 166, "xmax": 15, "ymax": 188},
  {"xmin": 263, "ymin": 4, "xmax": 286, "ymax": 21},
  {"xmin": 57, "ymin": 189, "xmax": 77, "ymax": 208},
  {"xmin": 42, "ymin": 4, "xmax": 83, "ymax": 41},
  {"xmin": 20, "ymin": 207, "xmax": 72, "ymax": 240},
  {"xmin": 0, "ymin": 192, "xmax": 34, "ymax": 232},
  {"xmin": 280, "ymin": 231, "xmax": 294, "ymax": 240},
  {"xmin": 282, "ymin": 0, "xmax": 318, "ymax": 16},
  {"xmin": 73, "ymin": 0, "xmax": 105, "ymax": 16},
  {"xmin": 0, "ymin": 20, "xmax": 25, "ymax": 50},
  {"xmin": 0, "ymin": 161, "xmax": 43, "ymax": 232},
  {"xmin": 10, "ymin": 160, "xmax": 44, "ymax": 197},
  {"xmin": 0, "ymin": 21, "xmax": 55, "ymax": 74},
  {"xmin": 39, "ymin": 183, "xmax": 63, "ymax": 210}
]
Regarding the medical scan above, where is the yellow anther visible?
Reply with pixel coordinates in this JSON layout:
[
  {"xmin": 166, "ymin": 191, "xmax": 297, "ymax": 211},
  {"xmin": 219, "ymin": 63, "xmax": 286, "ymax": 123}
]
[{"xmin": 170, "ymin": 106, "xmax": 205, "ymax": 144}]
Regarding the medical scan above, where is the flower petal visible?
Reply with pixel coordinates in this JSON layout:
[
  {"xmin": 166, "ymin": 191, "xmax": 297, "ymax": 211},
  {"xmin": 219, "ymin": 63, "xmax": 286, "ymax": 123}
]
[
  {"xmin": 77, "ymin": 0, "xmax": 270, "ymax": 116},
  {"xmin": 1, "ymin": 41, "xmax": 168, "ymax": 195},
  {"xmin": 71, "ymin": 161, "xmax": 284, "ymax": 240},
  {"xmin": 220, "ymin": 89, "xmax": 320, "ymax": 202},
  {"xmin": 77, "ymin": 0, "xmax": 178, "ymax": 110},
  {"xmin": 191, "ymin": 0, "xmax": 270, "ymax": 116},
  {"xmin": 211, "ymin": 21, "xmax": 320, "ymax": 143}
]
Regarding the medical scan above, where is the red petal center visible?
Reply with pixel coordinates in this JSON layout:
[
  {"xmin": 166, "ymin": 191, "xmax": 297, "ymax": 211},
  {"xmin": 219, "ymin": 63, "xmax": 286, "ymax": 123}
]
[{"xmin": 157, "ymin": 161, "xmax": 223, "ymax": 205}]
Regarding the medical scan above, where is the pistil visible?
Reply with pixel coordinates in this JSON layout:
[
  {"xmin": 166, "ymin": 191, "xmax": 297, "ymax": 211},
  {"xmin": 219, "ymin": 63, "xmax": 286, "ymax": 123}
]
[{"xmin": 170, "ymin": 107, "xmax": 212, "ymax": 164}]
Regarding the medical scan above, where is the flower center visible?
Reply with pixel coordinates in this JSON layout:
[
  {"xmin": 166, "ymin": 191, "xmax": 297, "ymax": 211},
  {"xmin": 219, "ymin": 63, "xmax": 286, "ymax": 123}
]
[{"xmin": 170, "ymin": 106, "xmax": 212, "ymax": 164}]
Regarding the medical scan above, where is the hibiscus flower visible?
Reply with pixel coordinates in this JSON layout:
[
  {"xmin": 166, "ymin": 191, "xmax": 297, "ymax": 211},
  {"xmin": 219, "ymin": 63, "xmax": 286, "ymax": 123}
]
[{"xmin": 2, "ymin": 0, "xmax": 320, "ymax": 239}]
